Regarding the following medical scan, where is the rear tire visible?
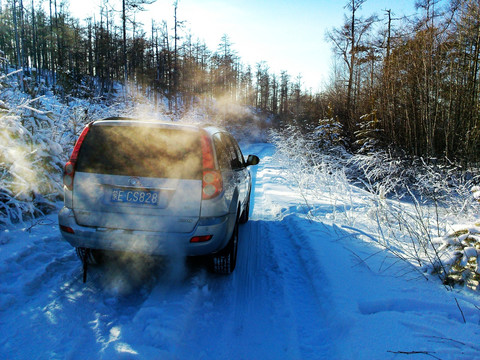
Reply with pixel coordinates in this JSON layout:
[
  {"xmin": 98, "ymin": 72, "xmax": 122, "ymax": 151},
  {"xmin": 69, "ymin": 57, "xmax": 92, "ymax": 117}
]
[
  {"xmin": 75, "ymin": 247, "xmax": 104, "ymax": 265},
  {"xmin": 211, "ymin": 219, "xmax": 239, "ymax": 274}
]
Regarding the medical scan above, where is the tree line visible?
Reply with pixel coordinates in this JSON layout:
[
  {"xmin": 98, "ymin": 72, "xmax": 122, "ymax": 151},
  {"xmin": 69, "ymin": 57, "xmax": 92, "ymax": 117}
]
[
  {"xmin": 1, "ymin": 0, "xmax": 480, "ymax": 165},
  {"xmin": 324, "ymin": 0, "xmax": 480, "ymax": 166},
  {"xmin": 0, "ymin": 0, "xmax": 306, "ymax": 122}
]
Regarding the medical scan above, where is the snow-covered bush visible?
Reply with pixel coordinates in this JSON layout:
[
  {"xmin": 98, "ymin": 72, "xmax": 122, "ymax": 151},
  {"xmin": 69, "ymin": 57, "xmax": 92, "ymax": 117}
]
[
  {"xmin": 433, "ymin": 226, "xmax": 480, "ymax": 290},
  {"xmin": 314, "ymin": 105, "xmax": 346, "ymax": 152},
  {"xmin": 347, "ymin": 150, "xmax": 414, "ymax": 199},
  {"xmin": 473, "ymin": 186, "xmax": 480, "ymax": 202},
  {"xmin": 0, "ymin": 70, "xmax": 132, "ymax": 227},
  {"xmin": 349, "ymin": 149, "xmax": 480, "ymax": 216},
  {"xmin": 354, "ymin": 110, "xmax": 382, "ymax": 153},
  {"xmin": 350, "ymin": 150, "xmax": 480, "ymax": 289},
  {"xmin": 270, "ymin": 123, "xmax": 480, "ymax": 290},
  {"xmin": 269, "ymin": 124, "xmax": 355, "ymax": 224},
  {"xmin": 0, "ymin": 97, "xmax": 64, "ymax": 225}
]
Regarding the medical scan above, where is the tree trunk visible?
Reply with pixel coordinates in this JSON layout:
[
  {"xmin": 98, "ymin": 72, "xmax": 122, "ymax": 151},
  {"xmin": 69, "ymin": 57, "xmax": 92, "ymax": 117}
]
[{"xmin": 13, "ymin": 0, "xmax": 24, "ymax": 91}]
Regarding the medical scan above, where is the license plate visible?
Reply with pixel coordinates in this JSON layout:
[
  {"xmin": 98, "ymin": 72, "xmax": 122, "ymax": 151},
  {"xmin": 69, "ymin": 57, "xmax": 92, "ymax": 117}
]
[{"xmin": 111, "ymin": 189, "xmax": 159, "ymax": 205}]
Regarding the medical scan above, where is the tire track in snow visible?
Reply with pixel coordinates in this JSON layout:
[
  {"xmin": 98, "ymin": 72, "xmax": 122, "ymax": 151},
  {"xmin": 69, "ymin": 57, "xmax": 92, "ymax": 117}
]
[
  {"xmin": 266, "ymin": 220, "xmax": 335, "ymax": 359},
  {"xmin": 148, "ymin": 144, "xmax": 306, "ymax": 360},
  {"xmin": 226, "ymin": 218, "xmax": 301, "ymax": 359},
  {"xmin": 184, "ymin": 142, "xmax": 337, "ymax": 359},
  {"xmin": 223, "ymin": 144, "xmax": 305, "ymax": 358},
  {"xmin": 250, "ymin": 147, "xmax": 336, "ymax": 359},
  {"xmin": 0, "ymin": 233, "xmax": 166, "ymax": 359},
  {"xmin": 0, "ymin": 235, "xmax": 77, "ymax": 309},
  {"xmin": 166, "ymin": 144, "xmax": 336, "ymax": 359},
  {"xmin": 119, "ymin": 264, "xmax": 214, "ymax": 358}
]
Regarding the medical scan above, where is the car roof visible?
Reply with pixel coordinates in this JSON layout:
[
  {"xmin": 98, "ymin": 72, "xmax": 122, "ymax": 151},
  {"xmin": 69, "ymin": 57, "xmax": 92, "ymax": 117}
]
[{"xmin": 92, "ymin": 118, "xmax": 224, "ymax": 136}]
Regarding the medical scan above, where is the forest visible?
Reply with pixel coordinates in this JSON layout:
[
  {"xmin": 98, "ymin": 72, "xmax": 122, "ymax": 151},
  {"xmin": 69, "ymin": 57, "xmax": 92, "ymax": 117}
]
[{"xmin": 0, "ymin": 0, "xmax": 479, "ymax": 164}]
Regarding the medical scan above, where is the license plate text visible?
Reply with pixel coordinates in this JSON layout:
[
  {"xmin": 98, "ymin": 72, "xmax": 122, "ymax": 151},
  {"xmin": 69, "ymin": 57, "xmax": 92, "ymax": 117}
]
[{"xmin": 111, "ymin": 189, "xmax": 159, "ymax": 205}]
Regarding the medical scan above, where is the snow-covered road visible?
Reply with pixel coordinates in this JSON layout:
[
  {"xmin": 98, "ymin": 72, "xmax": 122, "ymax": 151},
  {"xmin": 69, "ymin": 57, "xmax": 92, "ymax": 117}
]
[{"xmin": 1, "ymin": 143, "xmax": 479, "ymax": 360}]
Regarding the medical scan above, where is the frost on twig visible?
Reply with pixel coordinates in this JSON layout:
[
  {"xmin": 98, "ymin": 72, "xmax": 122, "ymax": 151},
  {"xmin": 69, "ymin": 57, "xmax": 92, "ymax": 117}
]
[{"xmin": 386, "ymin": 350, "xmax": 441, "ymax": 359}]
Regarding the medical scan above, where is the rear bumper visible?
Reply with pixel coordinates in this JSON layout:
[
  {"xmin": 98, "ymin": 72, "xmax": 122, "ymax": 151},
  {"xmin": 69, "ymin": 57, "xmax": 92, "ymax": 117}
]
[{"xmin": 58, "ymin": 207, "xmax": 231, "ymax": 256}]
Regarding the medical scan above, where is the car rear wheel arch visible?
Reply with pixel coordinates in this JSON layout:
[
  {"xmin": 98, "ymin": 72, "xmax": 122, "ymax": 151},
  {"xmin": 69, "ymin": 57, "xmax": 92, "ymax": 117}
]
[{"xmin": 210, "ymin": 206, "xmax": 240, "ymax": 274}]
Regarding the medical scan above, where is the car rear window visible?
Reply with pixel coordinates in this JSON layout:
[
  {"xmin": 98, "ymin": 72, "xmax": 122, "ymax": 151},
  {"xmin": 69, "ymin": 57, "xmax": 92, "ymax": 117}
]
[{"xmin": 75, "ymin": 125, "xmax": 202, "ymax": 179}]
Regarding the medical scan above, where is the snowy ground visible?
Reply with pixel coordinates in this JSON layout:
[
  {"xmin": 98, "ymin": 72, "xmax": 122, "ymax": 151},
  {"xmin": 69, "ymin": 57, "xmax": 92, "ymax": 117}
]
[{"xmin": 0, "ymin": 143, "xmax": 479, "ymax": 360}]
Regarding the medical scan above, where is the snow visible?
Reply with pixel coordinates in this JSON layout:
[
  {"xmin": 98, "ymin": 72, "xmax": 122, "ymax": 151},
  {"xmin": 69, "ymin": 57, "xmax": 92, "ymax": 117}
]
[
  {"xmin": 473, "ymin": 186, "xmax": 480, "ymax": 202},
  {"xmin": 0, "ymin": 143, "xmax": 480, "ymax": 359}
]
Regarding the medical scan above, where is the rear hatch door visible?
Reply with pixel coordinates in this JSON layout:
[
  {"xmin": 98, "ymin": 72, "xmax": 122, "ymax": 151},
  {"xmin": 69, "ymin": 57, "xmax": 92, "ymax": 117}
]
[{"xmin": 72, "ymin": 123, "xmax": 202, "ymax": 232}]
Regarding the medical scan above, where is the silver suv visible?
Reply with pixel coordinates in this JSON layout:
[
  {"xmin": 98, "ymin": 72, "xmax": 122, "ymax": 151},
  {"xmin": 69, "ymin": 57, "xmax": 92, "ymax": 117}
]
[{"xmin": 58, "ymin": 119, "xmax": 259, "ymax": 278}]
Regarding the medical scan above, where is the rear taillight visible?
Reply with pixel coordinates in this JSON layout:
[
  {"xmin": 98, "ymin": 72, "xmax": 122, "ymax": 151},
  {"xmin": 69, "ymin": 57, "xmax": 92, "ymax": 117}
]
[
  {"xmin": 63, "ymin": 123, "xmax": 92, "ymax": 190},
  {"xmin": 190, "ymin": 235, "xmax": 213, "ymax": 243},
  {"xmin": 60, "ymin": 225, "xmax": 75, "ymax": 234},
  {"xmin": 200, "ymin": 131, "xmax": 215, "ymax": 169},
  {"xmin": 201, "ymin": 131, "xmax": 223, "ymax": 199},
  {"xmin": 202, "ymin": 170, "xmax": 223, "ymax": 199},
  {"xmin": 63, "ymin": 161, "xmax": 75, "ymax": 189}
]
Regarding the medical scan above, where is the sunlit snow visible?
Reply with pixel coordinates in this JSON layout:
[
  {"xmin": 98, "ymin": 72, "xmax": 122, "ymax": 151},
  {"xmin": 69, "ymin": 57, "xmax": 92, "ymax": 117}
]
[{"xmin": 0, "ymin": 143, "xmax": 479, "ymax": 359}]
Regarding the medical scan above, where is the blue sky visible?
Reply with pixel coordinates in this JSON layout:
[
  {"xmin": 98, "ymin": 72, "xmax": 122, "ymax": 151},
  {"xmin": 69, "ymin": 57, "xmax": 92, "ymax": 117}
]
[{"xmin": 69, "ymin": 0, "xmax": 419, "ymax": 91}]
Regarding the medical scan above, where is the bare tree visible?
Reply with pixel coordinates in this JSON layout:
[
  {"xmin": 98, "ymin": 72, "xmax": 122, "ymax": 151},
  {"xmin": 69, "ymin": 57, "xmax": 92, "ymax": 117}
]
[
  {"xmin": 12, "ymin": 0, "xmax": 24, "ymax": 90},
  {"xmin": 326, "ymin": 0, "xmax": 376, "ymax": 135},
  {"xmin": 122, "ymin": 0, "xmax": 156, "ymax": 96}
]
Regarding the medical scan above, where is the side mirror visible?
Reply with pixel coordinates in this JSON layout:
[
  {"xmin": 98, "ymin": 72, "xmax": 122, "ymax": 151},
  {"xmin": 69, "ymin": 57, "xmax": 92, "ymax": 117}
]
[{"xmin": 246, "ymin": 154, "xmax": 260, "ymax": 166}]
